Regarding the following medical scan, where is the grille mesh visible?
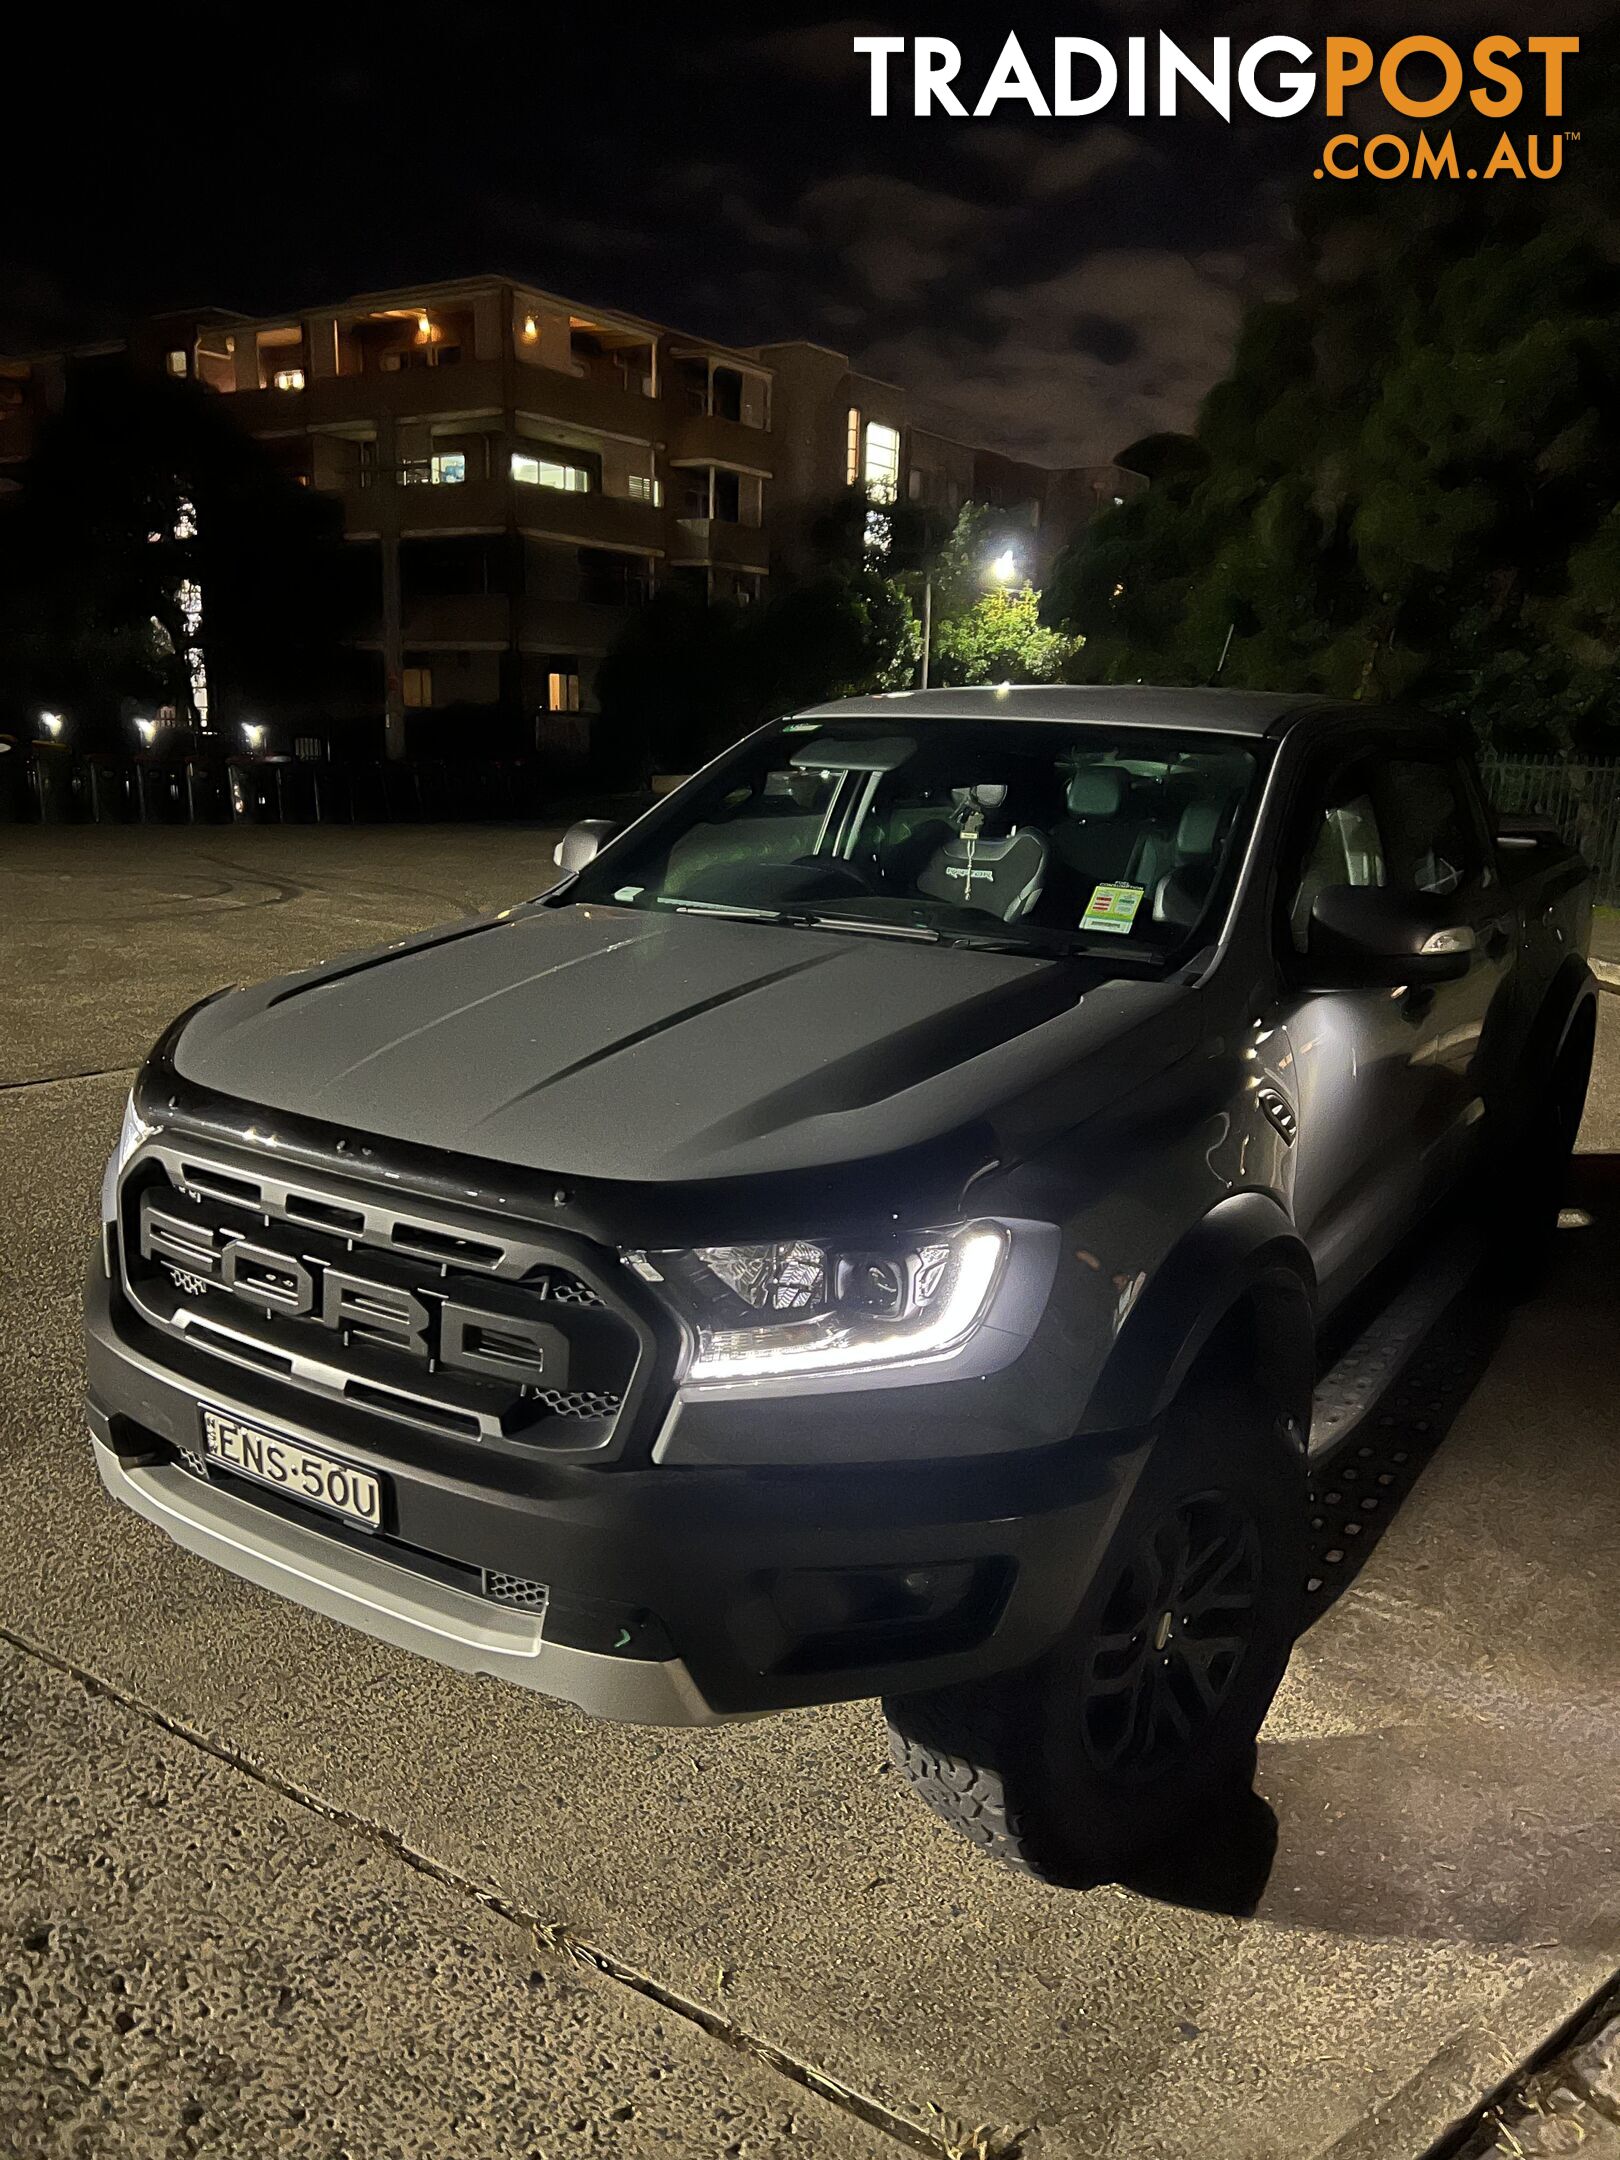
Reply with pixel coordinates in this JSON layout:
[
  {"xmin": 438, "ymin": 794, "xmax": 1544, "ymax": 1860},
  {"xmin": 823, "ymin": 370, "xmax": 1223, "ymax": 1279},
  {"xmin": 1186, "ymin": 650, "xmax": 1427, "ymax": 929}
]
[
  {"xmin": 483, "ymin": 1571, "xmax": 549, "ymax": 1609},
  {"xmin": 535, "ymin": 1388, "xmax": 622, "ymax": 1420},
  {"xmin": 547, "ymin": 1278, "xmax": 603, "ymax": 1307}
]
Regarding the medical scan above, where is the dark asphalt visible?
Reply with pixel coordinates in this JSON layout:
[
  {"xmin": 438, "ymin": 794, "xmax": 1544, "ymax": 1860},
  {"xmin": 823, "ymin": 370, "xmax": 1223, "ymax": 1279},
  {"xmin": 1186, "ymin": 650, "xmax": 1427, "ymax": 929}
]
[{"xmin": 3, "ymin": 824, "xmax": 1619, "ymax": 2160}]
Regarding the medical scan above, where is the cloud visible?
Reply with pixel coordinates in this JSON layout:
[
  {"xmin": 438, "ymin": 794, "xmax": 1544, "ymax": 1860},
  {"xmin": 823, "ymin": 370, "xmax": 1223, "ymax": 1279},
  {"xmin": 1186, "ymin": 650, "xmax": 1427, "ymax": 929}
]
[
  {"xmin": 964, "ymin": 124, "xmax": 1160, "ymax": 198},
  {"xmin": 797, "ymin": 174, "xmax": 1002, "ymax": 301},
  {"xmin": 715, "ymin": 19, "xmax": 885, "ymax": 84},
  {"xmin": 860, "ymin": 248, "xmax": 1247, "ymax": 465},
  {"xmin": 719, "ymin": 192, "xmax": 812, "ymax": 254}
]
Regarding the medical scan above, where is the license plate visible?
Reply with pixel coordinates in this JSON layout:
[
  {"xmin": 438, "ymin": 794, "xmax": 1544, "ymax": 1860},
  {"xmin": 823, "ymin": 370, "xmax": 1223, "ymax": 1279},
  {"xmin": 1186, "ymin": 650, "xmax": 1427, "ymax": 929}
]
[{"xmin": 200, "ymin": 1410, "xmax": 382, "ymax": 1529}]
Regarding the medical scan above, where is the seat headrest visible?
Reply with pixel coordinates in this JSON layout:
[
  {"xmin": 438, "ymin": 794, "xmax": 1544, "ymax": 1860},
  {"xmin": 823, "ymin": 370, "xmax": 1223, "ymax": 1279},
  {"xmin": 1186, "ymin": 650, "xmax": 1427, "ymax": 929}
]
[
  {"xmin": 1066, "ymin": 768, "xmax": 1127, "ymax": 818},
  {"xmin": 1177, "ymin": 799, "xmax": 1224, "ymax": 856}
]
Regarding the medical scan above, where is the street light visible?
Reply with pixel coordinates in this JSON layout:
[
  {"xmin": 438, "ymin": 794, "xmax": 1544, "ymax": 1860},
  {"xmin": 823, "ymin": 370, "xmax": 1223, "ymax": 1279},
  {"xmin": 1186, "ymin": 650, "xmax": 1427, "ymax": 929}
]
[
  {"xmin": 918, "ymin": 543, "xmax": 1026, "ymax": 689},
  {"xmin": 135, "ymin": 717, "xmax": 158, "ymax": 748},
  {"xmin": 39, "ymin": 712, "xmax": 64, "ymax": 739},
  {"xmin": 243, "ymin": 722, "xmax": 266, "ymax": 752}
]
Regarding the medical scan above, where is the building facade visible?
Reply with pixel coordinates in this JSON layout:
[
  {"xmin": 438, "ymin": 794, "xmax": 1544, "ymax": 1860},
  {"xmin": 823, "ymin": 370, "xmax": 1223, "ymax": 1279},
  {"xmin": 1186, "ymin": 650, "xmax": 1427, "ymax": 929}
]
[{"xmin": 0, "ymin": 275, "xmax": 1143, "ymax": 757}]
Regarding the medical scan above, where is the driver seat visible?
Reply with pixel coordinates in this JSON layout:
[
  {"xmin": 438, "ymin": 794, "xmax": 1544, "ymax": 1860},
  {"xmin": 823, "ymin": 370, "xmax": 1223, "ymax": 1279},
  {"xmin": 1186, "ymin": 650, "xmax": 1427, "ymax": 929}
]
[{"xmin": 915, "ymin": 785, "xmax": 1050, "ymax": 922}]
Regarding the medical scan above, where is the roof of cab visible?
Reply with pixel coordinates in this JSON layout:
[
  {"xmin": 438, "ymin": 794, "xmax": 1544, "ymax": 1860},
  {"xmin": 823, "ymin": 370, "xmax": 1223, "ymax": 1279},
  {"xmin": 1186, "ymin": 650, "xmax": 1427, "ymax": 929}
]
[{"xmin": 790, "ymin": 685, "xmax": 1331, "ymax": 739}]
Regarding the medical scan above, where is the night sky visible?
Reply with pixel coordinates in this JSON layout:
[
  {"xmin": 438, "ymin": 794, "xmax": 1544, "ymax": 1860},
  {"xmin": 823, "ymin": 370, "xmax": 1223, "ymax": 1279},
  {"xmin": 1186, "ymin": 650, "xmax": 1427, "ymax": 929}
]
[{"xmin": 9, "ymin": 2, "xmax": 1614, "ymax": 467}]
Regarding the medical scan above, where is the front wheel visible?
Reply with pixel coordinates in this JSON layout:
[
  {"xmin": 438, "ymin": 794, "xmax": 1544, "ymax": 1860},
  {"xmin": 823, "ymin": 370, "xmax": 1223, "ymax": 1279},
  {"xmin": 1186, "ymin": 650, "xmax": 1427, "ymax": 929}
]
[{"xmin": 884, "ymin": 1374, "xmax": 1305, "ymax": 1885}]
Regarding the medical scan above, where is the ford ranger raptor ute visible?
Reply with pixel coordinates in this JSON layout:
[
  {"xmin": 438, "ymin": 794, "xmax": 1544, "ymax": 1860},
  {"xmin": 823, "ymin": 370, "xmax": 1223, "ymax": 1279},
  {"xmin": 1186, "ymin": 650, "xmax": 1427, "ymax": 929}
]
[{"xmin": 87, "ymin": 688, "xmax": 1595, "ymax": 1883}]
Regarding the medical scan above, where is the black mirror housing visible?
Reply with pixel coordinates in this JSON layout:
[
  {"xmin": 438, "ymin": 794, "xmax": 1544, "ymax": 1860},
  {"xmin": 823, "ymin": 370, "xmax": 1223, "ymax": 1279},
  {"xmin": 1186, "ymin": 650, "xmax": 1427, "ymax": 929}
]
[
  {"xmin": 553, "ymin": 819, "xmax": 619, "ymax": 877},
  {"xmin": 1301, "ymin": 885, "xmax": 1474, "ymax": 991}
]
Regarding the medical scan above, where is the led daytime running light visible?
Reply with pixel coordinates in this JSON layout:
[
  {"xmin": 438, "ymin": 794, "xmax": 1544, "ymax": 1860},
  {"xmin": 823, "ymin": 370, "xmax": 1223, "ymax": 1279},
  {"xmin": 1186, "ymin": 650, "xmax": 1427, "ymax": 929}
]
[{"xmin": 684, "ymin": 1224, "xmax": 1008, "ymax": 1385}]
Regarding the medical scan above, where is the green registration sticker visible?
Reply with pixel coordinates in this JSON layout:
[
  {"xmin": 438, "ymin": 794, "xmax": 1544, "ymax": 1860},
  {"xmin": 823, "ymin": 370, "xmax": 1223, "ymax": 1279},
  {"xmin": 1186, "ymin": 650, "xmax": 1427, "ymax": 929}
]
[{"xmin": 1083, "ymin": 882, "xmax": 1146, "ymax": 935}]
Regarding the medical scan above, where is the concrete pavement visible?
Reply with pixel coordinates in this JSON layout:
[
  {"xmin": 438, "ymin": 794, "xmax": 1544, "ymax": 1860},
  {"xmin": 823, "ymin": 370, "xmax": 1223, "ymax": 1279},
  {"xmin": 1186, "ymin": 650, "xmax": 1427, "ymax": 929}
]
[{"xmin": 3, "ymin": 825, "xmax": 1620, "ymax": 2160}]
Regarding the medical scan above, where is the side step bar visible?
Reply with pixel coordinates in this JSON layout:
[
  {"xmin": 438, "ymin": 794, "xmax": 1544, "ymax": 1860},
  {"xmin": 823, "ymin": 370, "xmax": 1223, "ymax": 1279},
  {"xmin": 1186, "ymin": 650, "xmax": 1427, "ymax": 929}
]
[{"xmin": 1308, "ymin": 1227, "xmax": 1485, "ymax": 1469}]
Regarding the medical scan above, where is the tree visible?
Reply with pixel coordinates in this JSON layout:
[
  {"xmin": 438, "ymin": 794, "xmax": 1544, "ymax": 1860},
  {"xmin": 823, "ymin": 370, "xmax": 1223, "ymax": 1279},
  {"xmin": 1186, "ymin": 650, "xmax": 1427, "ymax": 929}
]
[
  {"xmin": 906, "ymin": 503, "xmax": 1080, "ymax": 686},
  {"xmin": 931, "ymin": 585, "xmax": 1078, "ymax": 686},
  {"xmin": 1043, "ymin": 160, "xmax": 1620, "ymax": 752},
  {"xmin": 595, "ymin": 505, "xmax": 920, "ymax": 778},
  {"xmin": 0, "ymin": 358, "xmax": 367, "ymax": 748}
]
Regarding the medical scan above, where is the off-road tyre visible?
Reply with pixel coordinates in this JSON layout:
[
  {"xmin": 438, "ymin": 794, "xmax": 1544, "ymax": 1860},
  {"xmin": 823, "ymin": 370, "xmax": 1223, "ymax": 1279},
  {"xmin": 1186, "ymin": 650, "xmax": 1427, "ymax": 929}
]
[{"xmin": 884, "ymin": 1373, "xmax": 1306, "ymax": 1886}]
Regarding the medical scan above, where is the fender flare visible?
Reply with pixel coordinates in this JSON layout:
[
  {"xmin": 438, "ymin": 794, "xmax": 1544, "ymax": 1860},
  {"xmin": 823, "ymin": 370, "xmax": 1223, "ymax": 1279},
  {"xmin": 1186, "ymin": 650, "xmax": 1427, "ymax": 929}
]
[
  {"xmin": 1503, "ymin": 955, "xmax": 1598, "ymax": 1141},
  {"xmin": 1536, "ymin": 955, "xmax": 1599, "ymax": 1075},
  {"xmin": 1078, "ymin": 1192, "xmax": 1316, "ymax": 1435}
]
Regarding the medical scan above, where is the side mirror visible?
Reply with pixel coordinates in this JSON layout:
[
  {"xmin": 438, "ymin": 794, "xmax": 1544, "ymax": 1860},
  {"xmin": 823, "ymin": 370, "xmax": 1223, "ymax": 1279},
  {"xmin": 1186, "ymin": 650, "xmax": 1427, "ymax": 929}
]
[
  {"xmin": 553, "ymin": 818, "xmax": 618, "ymax": 876},
  {"xmin": 1301, "ymin": 885, "xmax": 1475, "ymax": 990}
]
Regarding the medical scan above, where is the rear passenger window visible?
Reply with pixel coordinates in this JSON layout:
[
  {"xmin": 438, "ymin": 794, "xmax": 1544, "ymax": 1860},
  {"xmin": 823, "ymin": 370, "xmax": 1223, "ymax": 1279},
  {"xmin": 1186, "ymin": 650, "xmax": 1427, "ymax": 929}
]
[{"xmin": 1381, "ymin": 760, "xmax": 1481, "ymax": 899}]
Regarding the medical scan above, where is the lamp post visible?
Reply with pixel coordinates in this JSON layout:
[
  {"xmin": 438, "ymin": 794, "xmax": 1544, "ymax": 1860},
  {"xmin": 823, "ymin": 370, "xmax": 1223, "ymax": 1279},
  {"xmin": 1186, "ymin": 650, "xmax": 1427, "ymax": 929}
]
[{"xmin": 918, "ymin": 543, "xmax": 1025, "ymax": 689}]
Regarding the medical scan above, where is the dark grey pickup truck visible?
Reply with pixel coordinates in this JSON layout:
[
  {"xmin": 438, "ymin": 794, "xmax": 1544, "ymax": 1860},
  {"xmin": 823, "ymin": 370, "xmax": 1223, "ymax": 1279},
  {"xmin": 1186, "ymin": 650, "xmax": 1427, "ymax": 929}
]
[{"xmin": 87, "ymin": 687, "xmax": 1595, "ymax": 1882}]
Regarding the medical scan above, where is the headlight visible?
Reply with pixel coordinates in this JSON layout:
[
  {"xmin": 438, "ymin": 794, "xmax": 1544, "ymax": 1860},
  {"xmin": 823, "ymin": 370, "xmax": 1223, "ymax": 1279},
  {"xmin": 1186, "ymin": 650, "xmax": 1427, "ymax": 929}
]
[
  {"xmin": 644, "ymin": 1222, "xmax": 1011, "ymax": 1386},
  {"xmin": 114, "ymin": 1091, "xmax": 156, "ymax": 1179},
  {"xmin": 101, "ymin": 1090, "xmax": 156, "ymax": 1225}
]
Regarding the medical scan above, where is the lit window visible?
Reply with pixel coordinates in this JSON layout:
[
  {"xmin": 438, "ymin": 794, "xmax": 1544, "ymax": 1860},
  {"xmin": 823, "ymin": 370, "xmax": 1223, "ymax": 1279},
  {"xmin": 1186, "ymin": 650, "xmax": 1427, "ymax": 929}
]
[
  {"xmin": 166, "ymin": 350, "xmax": 189, "ymax": 378},
  {"xmin": 273, "ymin": 368, "xmax": 306, "ymax": 393},
  {"xmin": 401, "ymin": 667, "xmax": 432, "ymax": 709},
  {"xmin": 430, "ymin": 452, "xmax": 466, "ymax": 485},
  {"xmin": 547, "ymin": 671, "xmax": 581, "ymax": 712},
  {"xmin": 511, "ymin": 453, "xmax": 590, "ymax": 491},
  {"xmin": 846, "ymin": 407, "xmax": 861, "ymax": 487},
  {"xmin": 863, "ymin": 421, "xmax": 900, "ymax": 505},
  {"xmin": 627, "ymin": 473, "xmax": 661, "ymax": 505}
]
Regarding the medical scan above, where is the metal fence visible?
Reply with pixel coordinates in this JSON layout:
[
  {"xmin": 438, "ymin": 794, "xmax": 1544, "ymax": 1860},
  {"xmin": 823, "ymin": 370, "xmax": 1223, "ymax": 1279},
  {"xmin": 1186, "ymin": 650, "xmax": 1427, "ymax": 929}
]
[{"xmin": 1480, "ymin": 754, "xmax": 1620, "ymax": 909}]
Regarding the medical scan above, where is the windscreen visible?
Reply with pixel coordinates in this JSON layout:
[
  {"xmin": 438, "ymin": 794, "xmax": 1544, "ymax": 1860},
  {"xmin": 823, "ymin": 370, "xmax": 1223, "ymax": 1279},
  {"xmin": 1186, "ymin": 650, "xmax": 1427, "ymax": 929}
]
[{"xmin": 568, "ymin": 717, "xmax": 1263, "ymax": 959}]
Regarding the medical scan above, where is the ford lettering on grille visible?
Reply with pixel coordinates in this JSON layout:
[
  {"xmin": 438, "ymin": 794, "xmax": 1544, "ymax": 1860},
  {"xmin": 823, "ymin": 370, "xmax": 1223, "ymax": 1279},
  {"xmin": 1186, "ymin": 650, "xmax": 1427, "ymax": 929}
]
[{"xmin": 138, "ymin": 1191, "xmax": 563, "ymax": 1385}]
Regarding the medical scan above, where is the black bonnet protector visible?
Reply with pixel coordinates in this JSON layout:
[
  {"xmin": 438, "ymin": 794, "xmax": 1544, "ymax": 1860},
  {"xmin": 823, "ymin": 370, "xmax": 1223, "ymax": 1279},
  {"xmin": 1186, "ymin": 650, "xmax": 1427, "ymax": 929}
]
[
  {"xmin": 139, "ymin": 963, "xmax": 1106, "ymax": 1256},
  {"xmin": 157, "ymin": 904, "xmax": 1164, "ymax": 1218}
]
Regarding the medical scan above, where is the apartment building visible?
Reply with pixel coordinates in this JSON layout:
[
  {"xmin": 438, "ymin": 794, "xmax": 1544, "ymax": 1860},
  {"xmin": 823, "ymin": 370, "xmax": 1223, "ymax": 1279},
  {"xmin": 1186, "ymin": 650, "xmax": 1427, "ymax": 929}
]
[
  {"xmin": 758, "ymin": 340, "xmax": 1145, "ymax": 582},
  {"xmin": 0, "ymin": 276, "xmax": 1142, "ymax": 757}
]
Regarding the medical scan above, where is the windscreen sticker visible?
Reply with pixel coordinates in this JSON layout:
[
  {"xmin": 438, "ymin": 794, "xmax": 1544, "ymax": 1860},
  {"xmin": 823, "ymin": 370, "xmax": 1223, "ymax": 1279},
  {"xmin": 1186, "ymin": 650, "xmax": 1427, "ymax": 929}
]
[{"xmin": 1082, "ymin": 882, "xmax": 1146, "ymax": 935}]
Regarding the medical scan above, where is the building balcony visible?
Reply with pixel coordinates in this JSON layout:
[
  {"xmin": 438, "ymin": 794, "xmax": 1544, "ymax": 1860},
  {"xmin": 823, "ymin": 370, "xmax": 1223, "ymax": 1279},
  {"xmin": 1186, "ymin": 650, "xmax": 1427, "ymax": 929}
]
[
  {"xmin": 515, "ymin": 596, "xmax": 632, "ymax": 657},
  {"xmin": 509, "ymin": 362, "xmax": 660, "ymax": 442},
  {"xmin": 400, "ymin": 594, "xmax": 512, "ymax": 647},
  {"xmin": 666, "ymin": 409, "xmax": 773, "ymax": 474},
  {"xmin": 0, "ymin": 411, "xmax": 36, "ymax": 465},
  {"xmin": 670, "ymin": 516, "xmax": 770, "ymax": 570},
  {"xmin": 392, "ymin": 474, "xmax": 512, "ymax": 535},
  {"xmin": 509, "ymin": 486, "xmax": 663, "ymax": 555}
]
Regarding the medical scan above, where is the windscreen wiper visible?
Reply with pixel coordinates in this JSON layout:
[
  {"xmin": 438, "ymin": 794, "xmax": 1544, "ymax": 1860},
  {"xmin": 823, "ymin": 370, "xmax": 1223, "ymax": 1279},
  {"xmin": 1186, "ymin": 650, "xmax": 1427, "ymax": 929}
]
[{"xmin": 777, "ymin": 912, "xmax": 946, "ymax": 942}]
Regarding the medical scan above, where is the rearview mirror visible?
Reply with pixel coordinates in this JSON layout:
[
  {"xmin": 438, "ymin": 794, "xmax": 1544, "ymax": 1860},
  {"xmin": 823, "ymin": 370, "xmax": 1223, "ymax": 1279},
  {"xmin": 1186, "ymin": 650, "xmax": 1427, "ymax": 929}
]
[
  {"xmin": 553, "ymin": 819, "xmax": 618, "ymax": 876},
  {"xmin": 1301, "ymin": 885, "xmax": 1475, "ymax": 990}
]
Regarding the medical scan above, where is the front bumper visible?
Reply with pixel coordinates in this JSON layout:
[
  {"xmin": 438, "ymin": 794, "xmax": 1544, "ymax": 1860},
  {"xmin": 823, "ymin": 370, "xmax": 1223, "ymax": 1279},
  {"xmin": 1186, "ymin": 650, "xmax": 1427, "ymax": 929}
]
[
  {"xmin": 90, "ymin": 1439, "xmax": 720, "ymax": 1722},
  {"xmin": 88, "ymin": 1261, "xmax": 1149, "ymax": 1724}
]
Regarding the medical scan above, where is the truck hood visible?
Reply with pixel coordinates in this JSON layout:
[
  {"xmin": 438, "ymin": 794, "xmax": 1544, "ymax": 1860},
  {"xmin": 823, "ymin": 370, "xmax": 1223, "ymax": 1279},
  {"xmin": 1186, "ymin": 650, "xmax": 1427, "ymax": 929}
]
[{"xmin": 173, "ymin": 902, "xmax": 1195, "ymax": 1184}]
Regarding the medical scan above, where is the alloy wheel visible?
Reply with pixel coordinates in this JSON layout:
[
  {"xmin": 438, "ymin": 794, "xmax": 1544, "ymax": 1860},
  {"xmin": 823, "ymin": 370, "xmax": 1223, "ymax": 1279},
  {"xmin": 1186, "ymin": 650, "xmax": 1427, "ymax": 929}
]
[{"xmin": 1079, "ymin": 1492, "xmax": 1262, "ymax": 1780}]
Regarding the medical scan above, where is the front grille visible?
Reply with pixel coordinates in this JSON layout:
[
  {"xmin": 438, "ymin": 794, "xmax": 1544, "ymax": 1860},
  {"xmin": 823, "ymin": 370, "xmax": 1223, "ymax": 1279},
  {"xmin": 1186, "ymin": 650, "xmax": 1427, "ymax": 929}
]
[
  {"xmin": 120, "ymin": 1140, "xmax": 646, "ymax": 1456},
  {"xmin": 483, "ymin": 1571, "xmax": 549, "ymax": 1609}
]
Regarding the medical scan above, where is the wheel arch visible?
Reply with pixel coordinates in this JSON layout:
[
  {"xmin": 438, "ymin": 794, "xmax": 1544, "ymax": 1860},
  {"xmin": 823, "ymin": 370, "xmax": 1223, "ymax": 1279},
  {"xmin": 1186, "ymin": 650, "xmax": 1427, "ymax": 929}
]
[
  {"xmin": 1078, "ymin": 1192, "xmax": 1316, "ymax": 1438},
  {"xmin": 1527, "ymin": 955, "xmax": 1598, "ymax": 1093}
]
